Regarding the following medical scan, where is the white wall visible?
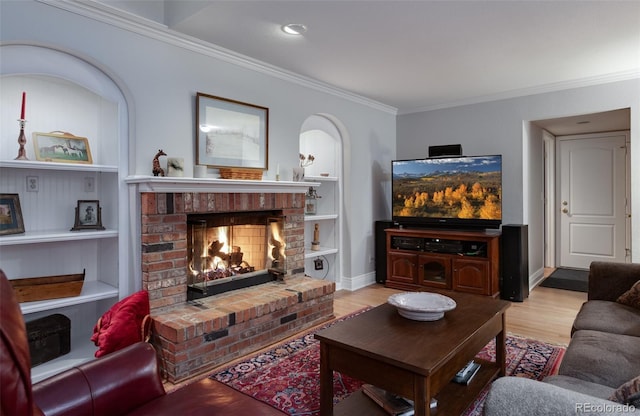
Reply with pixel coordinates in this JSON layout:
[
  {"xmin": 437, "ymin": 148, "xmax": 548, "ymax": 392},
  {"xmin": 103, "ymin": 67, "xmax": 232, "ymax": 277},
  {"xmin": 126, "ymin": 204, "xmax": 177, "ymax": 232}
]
[
  {"xmin": 0, "ymin": 0, "xmax": 396, "ymax": 289},
  {"xmin": 523, "ymin": 122, "xmax": 545, "ymax": 283},
  {"xmin": 398, "ymin": 79, "xmax": 640, "ymax": 280}
]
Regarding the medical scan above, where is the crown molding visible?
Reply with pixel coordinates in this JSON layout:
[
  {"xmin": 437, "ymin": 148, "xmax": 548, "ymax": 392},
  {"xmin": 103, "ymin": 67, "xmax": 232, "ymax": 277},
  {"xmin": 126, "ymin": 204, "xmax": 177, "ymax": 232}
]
[
  {"xmin": 400, "ymin": 69, "xmax": 640, "ymax": 115},
  {"xmin": 37, "ymin": 0, "xmax": 398, "ymax": 115}
]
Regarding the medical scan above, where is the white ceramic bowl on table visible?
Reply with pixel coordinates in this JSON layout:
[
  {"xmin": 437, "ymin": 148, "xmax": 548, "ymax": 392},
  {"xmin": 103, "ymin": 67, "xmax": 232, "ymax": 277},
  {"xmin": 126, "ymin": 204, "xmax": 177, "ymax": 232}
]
[{"xmin": 387, "ymin": 292, "xmax": 457, "ymax": 321}]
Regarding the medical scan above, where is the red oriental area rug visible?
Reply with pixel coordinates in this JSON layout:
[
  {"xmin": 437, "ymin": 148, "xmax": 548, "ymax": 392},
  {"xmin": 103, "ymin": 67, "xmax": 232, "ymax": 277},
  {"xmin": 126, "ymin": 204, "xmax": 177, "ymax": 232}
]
[{"xmin": 210, "ymin": 308, "xmax": 565, "ymax": 416}]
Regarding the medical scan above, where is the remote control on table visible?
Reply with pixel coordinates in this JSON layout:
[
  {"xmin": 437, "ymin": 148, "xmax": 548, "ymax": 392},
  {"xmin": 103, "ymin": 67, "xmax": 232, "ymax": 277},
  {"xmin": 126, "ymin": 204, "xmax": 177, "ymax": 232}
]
[{"xmin": 456, "ymin": 360, "xmax": 475, "ymax": 379}]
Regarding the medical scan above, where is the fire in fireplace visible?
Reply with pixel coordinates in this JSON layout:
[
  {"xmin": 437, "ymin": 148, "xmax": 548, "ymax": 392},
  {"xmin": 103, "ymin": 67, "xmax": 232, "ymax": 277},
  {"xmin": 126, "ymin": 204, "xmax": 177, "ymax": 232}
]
[{"xmin": 187, "ymin": 211, "xmax": 285, "ymax": 300}]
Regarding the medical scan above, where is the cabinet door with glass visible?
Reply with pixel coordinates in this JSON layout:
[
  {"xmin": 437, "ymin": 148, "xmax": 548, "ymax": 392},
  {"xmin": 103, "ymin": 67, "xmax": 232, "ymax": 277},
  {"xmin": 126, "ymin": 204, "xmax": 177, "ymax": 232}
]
[{"xmin": 418, "ymin": 253, "xmax": 452, "ymax": 289}]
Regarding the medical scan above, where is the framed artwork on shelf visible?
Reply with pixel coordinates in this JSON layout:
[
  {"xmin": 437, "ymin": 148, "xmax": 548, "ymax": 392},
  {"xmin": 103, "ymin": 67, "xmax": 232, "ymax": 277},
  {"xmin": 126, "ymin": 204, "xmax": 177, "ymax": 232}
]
[
  {"xmin": 71, "ymin": 200, "xmax": 105, "ymax": 231},
  {"xmin": 0, "ymin": 194, "xmax": 25, "ymax": 235},
  {"xmin": 33, "ymin": 131, "xmax": 93, "ymax": 164},
  {"xmin": 196, "ymin": 92, "xmax": 268, "ymax": 169}
]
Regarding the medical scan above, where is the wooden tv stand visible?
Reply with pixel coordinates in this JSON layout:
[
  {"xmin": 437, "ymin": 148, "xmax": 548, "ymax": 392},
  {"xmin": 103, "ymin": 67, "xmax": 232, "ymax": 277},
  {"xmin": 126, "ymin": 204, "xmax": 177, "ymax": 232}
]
[{"xmin": 385, "ymin": 228, "xmax": 501, "ymax": 296}]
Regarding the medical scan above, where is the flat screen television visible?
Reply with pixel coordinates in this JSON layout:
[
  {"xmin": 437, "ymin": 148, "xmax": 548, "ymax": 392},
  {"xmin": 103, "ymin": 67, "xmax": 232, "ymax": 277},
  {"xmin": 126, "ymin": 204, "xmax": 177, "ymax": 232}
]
[{"xmin": 391, "ymin": 155, "xmax": 502, "ymax": 229}]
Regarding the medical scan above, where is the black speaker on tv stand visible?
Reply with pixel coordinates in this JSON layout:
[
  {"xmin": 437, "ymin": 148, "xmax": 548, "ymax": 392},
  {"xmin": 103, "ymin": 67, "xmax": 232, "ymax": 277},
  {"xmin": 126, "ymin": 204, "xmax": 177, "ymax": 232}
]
[
  {"xmin": 500, "ymin": 224, "xmax": 529, "ymax": 302},
  {"xmin": 375, "ymin": 220, "xmax": 396, "ymax": 284}
]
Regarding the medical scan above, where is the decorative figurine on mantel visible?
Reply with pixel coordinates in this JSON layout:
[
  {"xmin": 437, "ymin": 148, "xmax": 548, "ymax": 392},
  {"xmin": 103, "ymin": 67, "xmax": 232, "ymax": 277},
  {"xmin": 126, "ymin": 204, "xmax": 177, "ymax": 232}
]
[
  {"xmin": 152, "ymin": 149, "xmax": 166, "ymax": 176},
  {"xmin": 311, "ymin": 223, "xmax": 321, "ymax": 251}
]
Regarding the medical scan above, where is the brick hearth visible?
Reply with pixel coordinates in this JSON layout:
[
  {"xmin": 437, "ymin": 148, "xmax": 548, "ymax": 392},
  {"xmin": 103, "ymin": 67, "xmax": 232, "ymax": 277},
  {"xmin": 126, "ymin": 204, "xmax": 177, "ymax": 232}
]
[
  {"xmin": 139, "ymin": 189, "xmax": 335, "ymax": 382},
  {"xmin": 153, "ymin": 277, "xmax": 334, "ymax": 382}
]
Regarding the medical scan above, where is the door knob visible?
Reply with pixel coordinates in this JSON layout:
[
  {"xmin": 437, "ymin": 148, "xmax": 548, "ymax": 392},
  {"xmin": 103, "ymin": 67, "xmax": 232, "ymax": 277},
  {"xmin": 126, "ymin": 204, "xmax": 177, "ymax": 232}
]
[
  {"xmin": 562, "ymin": 201, "xmax": 568, "ymax": 205},
  {"xmin": 562, "ymin": 208, "xmax": 568, "ymax": 214}
]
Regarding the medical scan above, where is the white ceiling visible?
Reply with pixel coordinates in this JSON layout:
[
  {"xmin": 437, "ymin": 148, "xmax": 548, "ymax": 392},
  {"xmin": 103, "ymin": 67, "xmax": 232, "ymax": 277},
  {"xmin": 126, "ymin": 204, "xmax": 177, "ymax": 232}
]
[{"xmin": 104, "ymin": 0, "xmax": 640, "ymax": 115}]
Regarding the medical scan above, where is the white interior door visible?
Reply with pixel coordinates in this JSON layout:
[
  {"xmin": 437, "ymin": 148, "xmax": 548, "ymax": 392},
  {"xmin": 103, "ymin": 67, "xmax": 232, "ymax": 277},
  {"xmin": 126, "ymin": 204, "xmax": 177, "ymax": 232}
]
[{"xmin": 556, "ymin": 132, "xmax": 628, "ymax": 269}]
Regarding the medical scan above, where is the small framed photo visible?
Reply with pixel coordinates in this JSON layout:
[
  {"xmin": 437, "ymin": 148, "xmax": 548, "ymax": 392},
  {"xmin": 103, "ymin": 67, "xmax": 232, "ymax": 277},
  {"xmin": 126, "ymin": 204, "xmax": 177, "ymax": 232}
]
[
  {"xmin": 33, "ymin": 132, "xmax": 93, "ymax": 164},
  {"xmin": 0, "ymin": 194, "xmax": 25, "ymax": 235},
  {"xmin": 196, "ymin": 92, "xmax": 268, "ymax": 169},
  {"xmin": 71, "ymin": 200, "xmax": 105, "ymax": 231}
]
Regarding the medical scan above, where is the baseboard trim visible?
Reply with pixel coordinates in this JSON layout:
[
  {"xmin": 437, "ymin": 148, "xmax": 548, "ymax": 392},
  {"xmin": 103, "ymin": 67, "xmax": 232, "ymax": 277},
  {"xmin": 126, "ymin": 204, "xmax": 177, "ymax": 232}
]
[
  {"xmin": 529, "ymin": 267, "xmax": 545, "ymax": 290},
  {"xmin": 340, "ymin": 272, "xmax": 376, "ymax": 291}
]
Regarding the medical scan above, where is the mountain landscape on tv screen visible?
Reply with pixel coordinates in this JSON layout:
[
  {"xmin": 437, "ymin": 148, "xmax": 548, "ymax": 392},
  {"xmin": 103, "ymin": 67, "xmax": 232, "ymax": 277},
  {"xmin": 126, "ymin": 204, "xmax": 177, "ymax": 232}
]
[{"xmin": 392, "ymin": 158, "xmax": 502, "ymax": 220}]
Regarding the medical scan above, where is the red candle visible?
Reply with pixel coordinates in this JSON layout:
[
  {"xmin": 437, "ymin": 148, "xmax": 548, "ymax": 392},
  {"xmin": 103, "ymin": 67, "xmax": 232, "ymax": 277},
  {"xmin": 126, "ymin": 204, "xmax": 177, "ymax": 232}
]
[{"xmin": 20, "ymin": 92, "xmax": 26, "ymax": 119}]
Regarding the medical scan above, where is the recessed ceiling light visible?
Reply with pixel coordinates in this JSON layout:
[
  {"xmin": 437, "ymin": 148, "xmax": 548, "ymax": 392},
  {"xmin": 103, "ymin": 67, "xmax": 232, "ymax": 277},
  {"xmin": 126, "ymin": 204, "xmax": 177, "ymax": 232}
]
[{"xmin": 282, "ymin": 24, "xmax": 307, "ymax": 35}]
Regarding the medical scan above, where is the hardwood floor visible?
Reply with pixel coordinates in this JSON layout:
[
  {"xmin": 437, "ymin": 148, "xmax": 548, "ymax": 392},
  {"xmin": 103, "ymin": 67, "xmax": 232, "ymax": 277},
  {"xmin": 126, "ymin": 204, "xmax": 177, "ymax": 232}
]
[{"xmin": 334, "ymin": 282, "xmax": 587, "ymax": 346}]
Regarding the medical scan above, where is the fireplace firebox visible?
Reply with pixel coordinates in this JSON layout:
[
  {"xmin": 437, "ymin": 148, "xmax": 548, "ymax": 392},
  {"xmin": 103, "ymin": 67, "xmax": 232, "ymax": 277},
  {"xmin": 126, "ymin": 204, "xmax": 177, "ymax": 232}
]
[{"xmin": 187, "ymin": 211, "xmax": 285, "ymax": 300}]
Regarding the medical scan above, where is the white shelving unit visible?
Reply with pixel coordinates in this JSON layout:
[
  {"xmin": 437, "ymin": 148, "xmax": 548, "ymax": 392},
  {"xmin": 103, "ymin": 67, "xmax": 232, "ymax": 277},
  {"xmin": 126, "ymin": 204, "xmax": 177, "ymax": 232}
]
[
  {"xmin": 0, "ymin": 161, "xmax": 121, "ymax": 383},
  {"xmin": 303, "ymin": 175, "xmax": 340, "ymax": 281},
  {"xmin": 299, "ymin": 115, "xmax": 343, "ymax": 285},
  {"xmin": 1, "ymin": 52, "xmax": 128, "ymax": 383}
]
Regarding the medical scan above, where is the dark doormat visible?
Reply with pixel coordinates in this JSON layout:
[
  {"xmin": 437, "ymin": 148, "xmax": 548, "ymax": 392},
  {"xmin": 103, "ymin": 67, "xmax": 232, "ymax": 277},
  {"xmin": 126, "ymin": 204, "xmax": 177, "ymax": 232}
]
[{"xmin": 540, "ymin": 267, "xmax": 589, "ymax": 292}]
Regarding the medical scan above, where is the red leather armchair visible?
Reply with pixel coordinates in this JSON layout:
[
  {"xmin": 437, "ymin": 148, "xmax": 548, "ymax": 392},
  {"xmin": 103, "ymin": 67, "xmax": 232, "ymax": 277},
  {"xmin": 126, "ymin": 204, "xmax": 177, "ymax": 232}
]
[
  {"xmin": 1, "ymin": 270, "xmax": 43, "ymax": 416},
  {"xmin": 1, "ymin": 270, "xmax": 285, "ymax": 416}
]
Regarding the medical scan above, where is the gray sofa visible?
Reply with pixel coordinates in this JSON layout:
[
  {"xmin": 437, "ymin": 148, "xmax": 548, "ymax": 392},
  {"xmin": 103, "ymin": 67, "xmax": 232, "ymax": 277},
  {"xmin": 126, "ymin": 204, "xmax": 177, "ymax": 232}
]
[{"xmin": 484, "ymin": 261, "xmax": 640, "ymax": 415}]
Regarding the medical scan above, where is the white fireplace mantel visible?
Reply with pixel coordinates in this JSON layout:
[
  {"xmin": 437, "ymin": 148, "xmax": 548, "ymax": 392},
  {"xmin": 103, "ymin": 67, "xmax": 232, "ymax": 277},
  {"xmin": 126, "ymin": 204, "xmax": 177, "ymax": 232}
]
[{"xmin": 125, "ymin": 175, "xmax": 320, "ymax": 193}]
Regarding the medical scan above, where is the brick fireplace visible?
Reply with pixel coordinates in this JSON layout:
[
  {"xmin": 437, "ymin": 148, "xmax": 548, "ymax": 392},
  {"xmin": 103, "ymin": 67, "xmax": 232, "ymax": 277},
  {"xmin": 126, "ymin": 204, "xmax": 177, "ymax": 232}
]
[{"xmin": 137, "ymin": 185, "xmax": 335, "ymax": 382}]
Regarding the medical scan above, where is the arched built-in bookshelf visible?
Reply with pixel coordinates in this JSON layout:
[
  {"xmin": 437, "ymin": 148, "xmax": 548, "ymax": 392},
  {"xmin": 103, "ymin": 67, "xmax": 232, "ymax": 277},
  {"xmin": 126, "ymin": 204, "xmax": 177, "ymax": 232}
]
[{"xmin": 0, "ymin": 44, "xmax": 130, "ymax": 382}]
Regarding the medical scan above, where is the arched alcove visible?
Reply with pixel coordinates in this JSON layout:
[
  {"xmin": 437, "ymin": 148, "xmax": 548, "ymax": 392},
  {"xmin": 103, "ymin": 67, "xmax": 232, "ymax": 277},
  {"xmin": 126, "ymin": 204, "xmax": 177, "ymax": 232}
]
[
  {"xmin": 300, "ymin": 115, "xmax": 342, "ymax": 176},
  {"xmin": 0, "ymin": 43, "xmax": 132, "ymax": 381},
  {"xmin": 299, "ymin": 114, "xmax": 345, "ymax": 286}
]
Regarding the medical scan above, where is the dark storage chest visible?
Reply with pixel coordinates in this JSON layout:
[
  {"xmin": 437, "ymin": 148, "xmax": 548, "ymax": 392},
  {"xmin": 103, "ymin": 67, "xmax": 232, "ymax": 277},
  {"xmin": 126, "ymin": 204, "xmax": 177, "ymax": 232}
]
[{"xmin": 26, "ymin": 313, "xmax": 71, "ymax": 367}]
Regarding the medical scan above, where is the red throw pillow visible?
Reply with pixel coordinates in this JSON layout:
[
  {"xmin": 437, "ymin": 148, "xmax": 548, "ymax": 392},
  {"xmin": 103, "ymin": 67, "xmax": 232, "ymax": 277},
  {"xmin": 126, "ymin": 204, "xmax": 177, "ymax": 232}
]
[{"xmin": 90, "ymin": 290, "xmax": 150, "ymax": 357}]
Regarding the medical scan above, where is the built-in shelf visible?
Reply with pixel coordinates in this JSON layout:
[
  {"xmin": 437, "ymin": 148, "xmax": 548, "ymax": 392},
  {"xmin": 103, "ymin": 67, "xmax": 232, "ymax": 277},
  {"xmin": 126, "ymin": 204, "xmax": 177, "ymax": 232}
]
[
  {"xmin": 301, "ymin": 168, "xmax": 340, "ymax": 282},
  {"xmin": 125, "ymin": 175, "xmax": 320, "ymax": 193},
  {"xmin": 305, "ymin": 247, "xmax": 339, "ymax": 258},
  {"xmin": 0, "ymin": 229, "xmax": 118, "ymax": 246},
  {"xmin": 30, "ymin": 340, "xmax": 96, "ymax": 384},
  {"xmin": 0, "ymin": 160, "xmax": 118, "ymax": 172},
  {"xmin": 304, "ymin": 214, "xmax": 338, "ymax": 221},
  {"xmin": 19, "ymin": 280, "xmax": 119, "ymax": 314},
  {"xmin": 305, "ymin": 175, "xmax": 338, "ymax": 182},
  {"xmin": 1, "ymin": 47, "xmax": 128, "ymax": 384}
]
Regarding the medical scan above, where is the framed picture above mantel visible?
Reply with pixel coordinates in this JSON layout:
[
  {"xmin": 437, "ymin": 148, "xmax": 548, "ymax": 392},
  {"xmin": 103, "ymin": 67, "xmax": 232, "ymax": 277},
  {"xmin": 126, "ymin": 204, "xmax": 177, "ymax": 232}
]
[{"xmin": 196, "ymin": 92, "xmax": 269, "ymax": 170}]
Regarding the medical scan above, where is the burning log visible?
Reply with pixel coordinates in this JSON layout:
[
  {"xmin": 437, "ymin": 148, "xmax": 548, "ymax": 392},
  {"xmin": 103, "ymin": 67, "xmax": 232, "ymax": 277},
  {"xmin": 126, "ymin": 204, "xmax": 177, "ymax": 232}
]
[
  {"xmin": 229, "ymin": 246, "xmax": 244, "ymax": 267},
  {"xmin": 202, "ymin": 268, "xmax": 233, "ymax": 281},
  {"xmin": 208, "ymin": 240, "xmax": 228, "ymax": 261}
]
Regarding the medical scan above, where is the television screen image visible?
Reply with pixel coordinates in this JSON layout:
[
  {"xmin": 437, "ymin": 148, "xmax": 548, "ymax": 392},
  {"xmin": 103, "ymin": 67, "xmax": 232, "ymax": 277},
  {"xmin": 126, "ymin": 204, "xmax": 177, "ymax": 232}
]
[{"xmin": 392, "ymin": 155, "xmax": 502, "ymax": 229}]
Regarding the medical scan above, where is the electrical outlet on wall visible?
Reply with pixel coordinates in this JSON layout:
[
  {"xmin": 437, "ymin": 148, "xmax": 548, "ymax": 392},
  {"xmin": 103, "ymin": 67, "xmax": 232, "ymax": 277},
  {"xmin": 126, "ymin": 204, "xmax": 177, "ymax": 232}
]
[
  {"xmin": 84, "ymin": 177, "xmax": 95, "ymax": 193},
  {"xmin": 26, "ymin": 176, "xmax": 39, "ymax": 192}
]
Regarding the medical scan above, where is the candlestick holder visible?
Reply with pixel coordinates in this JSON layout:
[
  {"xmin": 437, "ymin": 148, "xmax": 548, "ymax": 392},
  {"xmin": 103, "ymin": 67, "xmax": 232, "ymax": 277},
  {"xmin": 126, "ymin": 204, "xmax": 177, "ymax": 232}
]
[{"xmin": 15, "ymin": 119, "xmax": 28, "ymax": 160}]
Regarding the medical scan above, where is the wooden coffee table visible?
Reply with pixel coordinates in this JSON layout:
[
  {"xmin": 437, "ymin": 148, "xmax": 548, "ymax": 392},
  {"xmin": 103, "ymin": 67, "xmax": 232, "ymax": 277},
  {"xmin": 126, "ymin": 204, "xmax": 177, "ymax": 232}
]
[{"xmin": 315, "ymin": 291, "xmax": 510, "ymax": 416}]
